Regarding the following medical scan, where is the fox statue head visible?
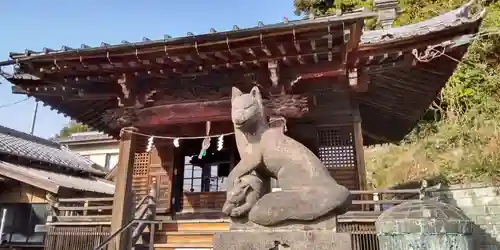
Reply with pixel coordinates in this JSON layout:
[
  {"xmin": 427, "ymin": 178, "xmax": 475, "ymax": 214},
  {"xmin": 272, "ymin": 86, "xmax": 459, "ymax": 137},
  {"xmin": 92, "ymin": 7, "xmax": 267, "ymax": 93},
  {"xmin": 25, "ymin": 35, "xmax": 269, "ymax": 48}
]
[{"xmin": 231, "ymin": 86, "xmax": 265, "ymax": 132}]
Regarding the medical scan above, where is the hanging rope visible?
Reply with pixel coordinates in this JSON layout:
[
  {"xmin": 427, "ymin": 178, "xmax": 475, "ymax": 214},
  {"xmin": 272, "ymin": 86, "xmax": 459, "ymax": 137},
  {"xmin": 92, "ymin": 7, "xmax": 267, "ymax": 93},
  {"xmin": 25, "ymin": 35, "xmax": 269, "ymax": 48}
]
[{"xmin": 121, "ymin": 118, "xmax": 286, "ymax": 140}]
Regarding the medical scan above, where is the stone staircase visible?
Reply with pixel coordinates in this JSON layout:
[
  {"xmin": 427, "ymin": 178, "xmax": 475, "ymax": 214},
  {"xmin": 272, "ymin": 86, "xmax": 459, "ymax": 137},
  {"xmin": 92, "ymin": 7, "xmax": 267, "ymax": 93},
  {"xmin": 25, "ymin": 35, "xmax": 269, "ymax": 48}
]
[{"xmin": 149, "ymin": 219, "xmax": 229, "ymax": 249}]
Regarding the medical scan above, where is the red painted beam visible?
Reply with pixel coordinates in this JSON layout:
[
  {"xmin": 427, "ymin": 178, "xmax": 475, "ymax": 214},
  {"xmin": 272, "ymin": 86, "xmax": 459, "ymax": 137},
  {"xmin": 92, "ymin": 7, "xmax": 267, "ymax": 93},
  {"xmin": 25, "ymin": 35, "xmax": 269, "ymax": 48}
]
[
  {"xmin": 135, "ymin": 96, "xmax": 309, "ymax": 127},
  {"xmin": 136, "ymin": 100, "xmax": 232, "ymax": 127}
]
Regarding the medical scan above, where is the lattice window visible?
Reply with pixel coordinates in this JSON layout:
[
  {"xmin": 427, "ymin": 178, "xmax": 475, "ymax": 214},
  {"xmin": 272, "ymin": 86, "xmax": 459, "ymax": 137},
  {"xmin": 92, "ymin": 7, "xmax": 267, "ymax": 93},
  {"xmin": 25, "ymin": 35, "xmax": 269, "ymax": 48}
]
[
  {"xmin": 317, "ymin": 126, "xmax": 357, "ymax": 168},
  {"xmin": 133, "ymin": 153, "xmax": 150, "ymax": 176}
]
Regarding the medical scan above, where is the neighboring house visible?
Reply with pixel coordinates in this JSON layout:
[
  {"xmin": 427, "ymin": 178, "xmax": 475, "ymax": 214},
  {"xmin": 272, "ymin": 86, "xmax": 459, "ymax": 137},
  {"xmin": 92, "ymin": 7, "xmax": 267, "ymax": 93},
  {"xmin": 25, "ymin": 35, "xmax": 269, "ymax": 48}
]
[
  {"xmin": 0, "ymin": 125, "xmax": 114, "ymax": 250},
  {"xmin": 56, "ymin": 131, "xmax": 119, "ymax": 172}
]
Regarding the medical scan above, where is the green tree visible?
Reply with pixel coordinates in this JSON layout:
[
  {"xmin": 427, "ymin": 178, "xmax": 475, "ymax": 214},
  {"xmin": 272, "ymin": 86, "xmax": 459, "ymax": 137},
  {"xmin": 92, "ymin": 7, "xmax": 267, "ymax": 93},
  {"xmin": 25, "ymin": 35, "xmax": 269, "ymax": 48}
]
[
  {"xmin": 57, "ymin": 121, "xmax": 90, "ymax": 138},
  {"xmin": 293, "ymin": 0, "xmax": 469, "ymax": 27},
  {"xmin": 293, "ymin": 0, "xmax": 500, "ymax": 186},
  {"xmin": 368, "ymin": 1, "xmax": 500, "ymax": 187},
  {"xmin": 293, "ymin": 0, "xmax": 372, "ymax": 16}
]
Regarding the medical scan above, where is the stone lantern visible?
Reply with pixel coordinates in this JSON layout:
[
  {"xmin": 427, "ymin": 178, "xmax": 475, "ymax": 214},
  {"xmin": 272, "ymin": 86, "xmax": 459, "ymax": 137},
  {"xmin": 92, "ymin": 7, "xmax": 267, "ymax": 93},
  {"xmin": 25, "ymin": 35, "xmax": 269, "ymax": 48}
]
[{"xmin": 376, "ymin": 200, "xmax": 474, "ymax": 249}]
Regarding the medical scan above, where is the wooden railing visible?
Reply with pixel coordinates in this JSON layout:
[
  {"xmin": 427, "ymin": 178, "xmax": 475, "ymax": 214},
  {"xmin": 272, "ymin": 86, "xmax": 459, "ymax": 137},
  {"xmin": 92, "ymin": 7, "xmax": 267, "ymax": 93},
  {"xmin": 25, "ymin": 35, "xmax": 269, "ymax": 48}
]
[
  {"xmin": 46, "ymin": 195, "xmax": 114, "ymax": 226},
  {"xmin": 44, "ymin": 184, "xmax": 159, "ymax": 250},
  {"xmin": 174, "ymin": 184, "xmax": 439, "ymax": 221},
  {"xmin": 41, "ymin": 183, "xmax": 439, "ymax": 250},
  {"xmin": 338, "ymin": 184, "xmax": 440, "ymax": 223},
  {"xmin": 45, "ymin": 184, "xmax": 439, "ymax": 225}
]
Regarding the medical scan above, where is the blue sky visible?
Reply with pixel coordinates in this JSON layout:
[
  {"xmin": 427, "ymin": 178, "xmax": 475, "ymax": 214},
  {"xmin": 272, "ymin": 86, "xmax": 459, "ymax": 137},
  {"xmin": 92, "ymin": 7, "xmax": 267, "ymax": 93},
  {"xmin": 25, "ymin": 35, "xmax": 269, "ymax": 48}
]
[{"xmin": 0, "ymin": 0, "xmax": 297, "ymax": 138}]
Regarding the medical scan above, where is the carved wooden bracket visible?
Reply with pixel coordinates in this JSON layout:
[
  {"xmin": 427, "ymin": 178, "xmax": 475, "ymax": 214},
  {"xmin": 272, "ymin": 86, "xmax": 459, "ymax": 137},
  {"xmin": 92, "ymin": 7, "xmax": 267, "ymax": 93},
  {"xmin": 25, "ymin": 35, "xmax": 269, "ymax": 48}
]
[
  {"xmin": 116, "ymin": 73, "xmax": 136, "ymax": 107},
  {"xmin": 113, "ymin": 73, "xmax": 159, "ymax": 127},
  {"xmin": 116, "ymin": 73, "xmax": 157, "ymax": 108},
  {"xmin": 102, "ymin": 107, "xmax": 140, "ymax": 128},
  {"xmin": 348, "ymin": 68, "xmax": 369, "ymax": 92},
  {"xmin": 106, "ymin": 94, "xmax": 310, "ymax": 128},
  {"xmin": 268, "ymin": 60, "xmax": 280, "ymax": 87}
]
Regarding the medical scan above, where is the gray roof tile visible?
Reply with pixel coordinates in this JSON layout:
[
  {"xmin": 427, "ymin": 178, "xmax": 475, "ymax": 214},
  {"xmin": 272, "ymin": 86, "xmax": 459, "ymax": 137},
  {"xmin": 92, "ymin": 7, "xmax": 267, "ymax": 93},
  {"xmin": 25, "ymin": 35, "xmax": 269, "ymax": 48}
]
[
  {"xmin": 5, "ymin": 12, "xmax": 376, "ymax": 61},
  {"xmin": 0, "ymin": 125, "xmax": 106, "ymax": 175},
  {"xmin": 0, "ymin": 160, "xmax": 114, "ymax": 194},
  {"xmin": 2, "ymin": 2, "xmax": 485, "ymax": 62},
  {"xmin": 361, "ymin": 2, "xmax": 485, "ymax": 44},
  {"xmin": 56, "ymin": 131, "xmax": 115, "ymax": 144}
]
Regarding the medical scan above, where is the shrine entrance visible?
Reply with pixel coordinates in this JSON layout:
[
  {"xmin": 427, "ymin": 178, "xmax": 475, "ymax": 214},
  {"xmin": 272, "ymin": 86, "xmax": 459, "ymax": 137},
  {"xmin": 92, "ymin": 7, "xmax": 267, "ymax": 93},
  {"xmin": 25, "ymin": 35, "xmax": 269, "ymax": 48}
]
[{"xmin": 171, "ymin": 134, "xmax": 238, "ymax": 213}]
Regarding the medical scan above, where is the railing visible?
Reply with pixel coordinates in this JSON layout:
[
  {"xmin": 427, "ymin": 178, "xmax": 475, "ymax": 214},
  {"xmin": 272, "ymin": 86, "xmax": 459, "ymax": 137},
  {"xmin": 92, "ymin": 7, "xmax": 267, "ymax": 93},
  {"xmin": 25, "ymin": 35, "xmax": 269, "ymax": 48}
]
[
  {"xmin": 43, "ymin": 182, "xmax": 440, "ymax": 250},
  {"xmin": 93, "ymin": 183, "xmax": 159, "ymax": 250},
  {"xmin": 92, "ymin": 219, "xmax": 162, "ymax": 250},
  {"xmin": 44, "ymin": 183, "xmax": 159, "ymax": 250},
  {"xmin": 46, "ymin": 196, "xmax": 114, "ymax": 225},
  {"xmin": 338, "ymin": 184, "xmax": 441, "ymax": 223},
  {"xmin": 337, "ymin": 183, "xmax": 441, "ymax": 250}
]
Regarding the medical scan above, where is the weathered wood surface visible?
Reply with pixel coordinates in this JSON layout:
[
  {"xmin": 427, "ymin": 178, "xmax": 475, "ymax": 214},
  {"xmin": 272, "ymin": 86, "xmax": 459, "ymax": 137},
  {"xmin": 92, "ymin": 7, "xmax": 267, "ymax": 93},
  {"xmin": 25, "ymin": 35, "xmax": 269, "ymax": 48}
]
[
  {"xmin": 45, "ymin": 187, "xmax": 427, "ymax": 225},
  {"xmin": 44, "ymin": 226, "xmax": 110, "ymax": 250},
  {"xmin": 182, "ymin": 192, "xmax": 226, "ymax": 212},
  {"xmin": 134, "ymin": 95, "xmax": 309, "ymax": 127},
  {"xmin": 42, "ymin": 187, "xmax": 428, "ymax": 250}
]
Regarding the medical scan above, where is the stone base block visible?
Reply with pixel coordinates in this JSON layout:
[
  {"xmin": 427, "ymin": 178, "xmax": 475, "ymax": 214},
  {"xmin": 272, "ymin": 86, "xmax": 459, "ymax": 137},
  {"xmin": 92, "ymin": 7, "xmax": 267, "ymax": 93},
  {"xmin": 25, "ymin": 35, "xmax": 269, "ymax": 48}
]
[
  {"xmin": 230, "ymin": 212, "xmax": 338, "ymax": 231},
  {"xmin": 213, "ymin": 231, "xmax": 351, "ymax": 250}
]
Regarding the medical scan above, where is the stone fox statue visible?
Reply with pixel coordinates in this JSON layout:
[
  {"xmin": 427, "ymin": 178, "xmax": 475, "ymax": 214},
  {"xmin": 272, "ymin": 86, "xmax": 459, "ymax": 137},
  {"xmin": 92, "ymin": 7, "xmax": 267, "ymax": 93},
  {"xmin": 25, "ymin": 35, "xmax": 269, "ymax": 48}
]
[
  {"xmin": 221, "ymin": 173, "xmax": 265, "ymax": 218},
  {"xmin": 226, "ymin": 86, "xmax": 352, "ymax": 226}
]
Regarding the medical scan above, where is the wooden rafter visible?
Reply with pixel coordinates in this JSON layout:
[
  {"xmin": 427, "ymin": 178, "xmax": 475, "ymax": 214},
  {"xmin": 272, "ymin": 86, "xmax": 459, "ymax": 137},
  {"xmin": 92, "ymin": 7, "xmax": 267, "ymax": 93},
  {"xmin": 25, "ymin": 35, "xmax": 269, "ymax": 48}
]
[{"xmin": 348, "ymin": 68, "xmax": 369, "ymax": 92}]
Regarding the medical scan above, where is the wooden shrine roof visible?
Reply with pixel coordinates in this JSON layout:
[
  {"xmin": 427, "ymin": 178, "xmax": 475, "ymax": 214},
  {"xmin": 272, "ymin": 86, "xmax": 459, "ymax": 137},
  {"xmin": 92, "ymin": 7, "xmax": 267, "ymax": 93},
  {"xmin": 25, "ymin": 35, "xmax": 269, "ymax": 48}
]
[
  {"xmin": 4, "ymin": 12, "xmax": 374, "ymax": 64},
  {"xmin": 0, "ymin": 125, "xmax": 113, "ymax": 195},
  {"xmin": 0, "ymin": 125, "xmax": 106, "ymax": 176},
  {"xmin": 0, "ymin": 3, "xmax": 486, "ymax": 144},
  {"xmin": 0, "ymin": 160, "xmax": 114, "ymax": 194}
]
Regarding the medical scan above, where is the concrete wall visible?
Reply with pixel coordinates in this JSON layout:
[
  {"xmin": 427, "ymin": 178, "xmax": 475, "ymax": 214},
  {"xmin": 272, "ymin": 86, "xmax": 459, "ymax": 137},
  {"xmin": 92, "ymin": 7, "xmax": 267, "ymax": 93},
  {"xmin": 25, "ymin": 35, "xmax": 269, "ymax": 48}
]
[
  {"xmin": 66, "ymin": 143, "xmax": 119, "ymax": 170},
  {"xmin": 432, "ymin": 184, "xmax": 500, "ymax": 250}
]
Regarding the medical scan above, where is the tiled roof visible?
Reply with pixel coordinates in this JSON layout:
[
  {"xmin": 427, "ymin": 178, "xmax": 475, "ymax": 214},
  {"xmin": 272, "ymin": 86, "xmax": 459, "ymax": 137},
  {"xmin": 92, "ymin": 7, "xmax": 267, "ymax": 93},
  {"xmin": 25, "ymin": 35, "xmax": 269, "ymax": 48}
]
[
  {"xmin": 56, "ymin": 131, "xmax": 116, "ymax": 144},
  {"xmin": 0, "ymin": 160, "xmax": 114, "ymax": 194},
  {"xmin": 361, "ymin": 1, "xmax": 485, "ymax": 44},
  {"xmin": 0, "ymin": 125, "xmax": 106, "ymax": 176},
  {"xmin": 1, "ymin": 2, "xmax": 484, "ymax": 62},
  {"xmin": 4, "ymin": 11, "xmax": 375, "ymax": 62},
  {"xmin": 0, "ymin": 2, "xmax": 485, "ymax": 145}
]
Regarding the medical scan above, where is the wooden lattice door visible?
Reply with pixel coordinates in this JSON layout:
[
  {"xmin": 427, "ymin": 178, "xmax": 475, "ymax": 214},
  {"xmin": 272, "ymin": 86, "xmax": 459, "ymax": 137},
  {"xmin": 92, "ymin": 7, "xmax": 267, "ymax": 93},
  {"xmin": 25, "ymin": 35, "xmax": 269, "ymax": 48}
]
[
  {"xmin": 149, "ymin": 144, "xmax": 174, "ymax": 212},
  {"xmin": 317, "ymin": 125, "xmax": 360, "ymax": 190},
  {"xmin": 132, "ymin": 152, "xmax": 150, "ymax": 202}
]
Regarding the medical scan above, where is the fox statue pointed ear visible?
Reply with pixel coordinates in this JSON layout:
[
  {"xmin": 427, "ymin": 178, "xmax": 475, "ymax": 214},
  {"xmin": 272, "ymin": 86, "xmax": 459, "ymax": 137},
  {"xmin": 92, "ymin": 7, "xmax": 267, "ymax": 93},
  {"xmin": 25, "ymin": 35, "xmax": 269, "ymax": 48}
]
[
  {"xmin": 231, "ymin": 87, "xmax": 243, "ymax": 102},
  {"xmin": 250, "ymin": 86, "xmax": 263, "ymax": 102}
]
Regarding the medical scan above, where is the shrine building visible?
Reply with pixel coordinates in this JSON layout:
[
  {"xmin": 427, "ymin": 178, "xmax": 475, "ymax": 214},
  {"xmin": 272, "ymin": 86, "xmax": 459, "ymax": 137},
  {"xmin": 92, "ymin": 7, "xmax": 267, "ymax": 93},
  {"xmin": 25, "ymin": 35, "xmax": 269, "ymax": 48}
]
[{"xmin": 0, "ymin": 1, "xmax": 485, "ymax": 249}]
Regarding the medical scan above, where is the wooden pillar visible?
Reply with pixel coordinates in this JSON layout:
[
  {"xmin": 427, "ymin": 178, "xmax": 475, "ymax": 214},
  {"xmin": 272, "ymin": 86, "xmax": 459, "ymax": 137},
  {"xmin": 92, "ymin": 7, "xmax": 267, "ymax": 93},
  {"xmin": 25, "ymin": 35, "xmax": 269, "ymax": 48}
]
[
  {"xmin": 352, "ymin": 101, "xmax": 368, "ymax": 190},
  {"xmin": 110, "ymin": 127, "xmax": 137, "ymax": 250}
]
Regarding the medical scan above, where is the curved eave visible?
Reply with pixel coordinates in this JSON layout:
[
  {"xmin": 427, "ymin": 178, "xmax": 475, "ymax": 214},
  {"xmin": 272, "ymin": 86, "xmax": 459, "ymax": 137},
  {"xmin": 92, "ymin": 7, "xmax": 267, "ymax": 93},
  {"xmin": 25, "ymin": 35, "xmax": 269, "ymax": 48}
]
[
  {"xmin": 1, "ymin": 11, "xmax": 376, "ymax": 65},
  {"xmin": 356, "ymin": 2, "xmax": 485, "ymax": 144},
  {"xmin": 3, "ymin": 2, "xmax": 486, "ymax": 145},
  {"xmin": 361, "ymin": 1, "xmax": 485, "ymax": 46},
  {"xmin": 6, "ymin": 76, "xmax": 120, "ymax": 137},
  {"xmin": 359, "ymin": 42, "xmax": 473, "ymax": 144}
]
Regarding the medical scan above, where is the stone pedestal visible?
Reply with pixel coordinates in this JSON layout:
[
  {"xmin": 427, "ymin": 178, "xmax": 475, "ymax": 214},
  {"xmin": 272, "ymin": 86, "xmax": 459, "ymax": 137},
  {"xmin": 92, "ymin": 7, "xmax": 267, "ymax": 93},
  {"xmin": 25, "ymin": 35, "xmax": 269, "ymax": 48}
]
[
  {"xmin": 213, "ymin": 231, "xmax": 351, "ymax": 250},
  {"xmin": 213, "ymin": 214, "xmax": 351, "ymax": 250}
]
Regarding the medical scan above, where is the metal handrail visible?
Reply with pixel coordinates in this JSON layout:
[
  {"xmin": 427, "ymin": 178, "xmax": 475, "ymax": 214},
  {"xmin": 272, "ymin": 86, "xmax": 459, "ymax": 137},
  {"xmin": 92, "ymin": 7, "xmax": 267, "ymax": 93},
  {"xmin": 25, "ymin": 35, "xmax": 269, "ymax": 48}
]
[
  {"xmin": 135, "ymin": 194, "xmax": 151, "ymax": 210},
  {"xmin": 93, "ymin": 219, "xmax": 161, "ymax": 250},
  {"xmin": 94, "ymin": 183, "xmax": 159, "ymax": 250}
]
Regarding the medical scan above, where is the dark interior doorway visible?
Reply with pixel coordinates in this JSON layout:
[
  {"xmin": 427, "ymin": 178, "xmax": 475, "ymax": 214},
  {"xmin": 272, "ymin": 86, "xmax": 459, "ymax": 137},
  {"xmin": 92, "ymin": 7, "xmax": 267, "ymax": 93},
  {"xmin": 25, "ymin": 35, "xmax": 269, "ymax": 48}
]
[{"xmin": 171, "ymin": 135, "xmax": 238, "ymax": 212}]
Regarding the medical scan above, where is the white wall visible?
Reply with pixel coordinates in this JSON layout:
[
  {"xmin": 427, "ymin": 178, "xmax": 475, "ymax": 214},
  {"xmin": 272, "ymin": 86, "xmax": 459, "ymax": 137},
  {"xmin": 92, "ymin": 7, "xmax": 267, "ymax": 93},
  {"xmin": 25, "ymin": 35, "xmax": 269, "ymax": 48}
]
[
  {"xmin": 71, "ymin": 144, "xmax": 119, "ymax": 155},
  {"xmin": 66, "ymin": 143, "xmax": 119, "ymax": 170}
]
